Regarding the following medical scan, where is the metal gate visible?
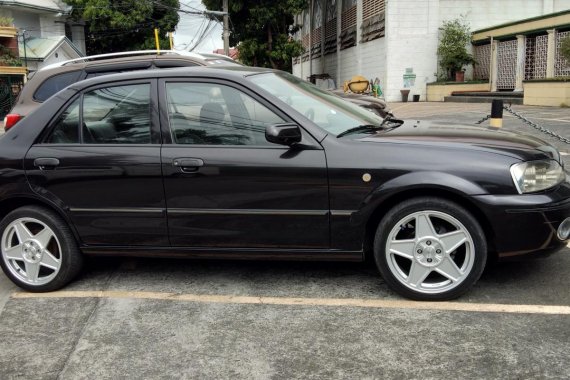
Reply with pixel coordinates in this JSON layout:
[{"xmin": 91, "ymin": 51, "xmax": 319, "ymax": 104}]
[
  {"xmin": 0, "ymin": 75, "xmax": 25, "ymax": 118},
  {"xmin": 496, "ymin": 40, "xmax": 517, "ymax": 90}
]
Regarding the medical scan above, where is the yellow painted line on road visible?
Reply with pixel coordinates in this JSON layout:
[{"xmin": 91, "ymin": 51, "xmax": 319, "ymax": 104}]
[{"xmin": 11, "ymin": 290, "xmax": 570, "ymax": 315}]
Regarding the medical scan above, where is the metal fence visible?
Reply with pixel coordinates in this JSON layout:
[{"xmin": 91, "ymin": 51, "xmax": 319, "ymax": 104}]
[
  {"xmin": 473, "ymin": 44, "xmax": 491, "ymax": 80},
  {"xmin": 496, "ymin": 40, "xmax": 517, "ymax": 90}
]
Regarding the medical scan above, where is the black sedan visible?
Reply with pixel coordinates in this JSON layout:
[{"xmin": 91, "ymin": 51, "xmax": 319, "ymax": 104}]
[{"xmin": 1, "ymin": 67, "xmax": 569, "ymax": 300}]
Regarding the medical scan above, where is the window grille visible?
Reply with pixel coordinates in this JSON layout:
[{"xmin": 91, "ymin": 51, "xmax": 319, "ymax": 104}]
[
  {"xmin": 496, "ymin": 39, "xmax": 517, "ymax": 90},
  {"xmin": 361, "ymin": 0, "xmax": 385, "ymax": 42},
  {"xmin": 524, "ymin": 35, "xmax": 548, "ymax": 80},
  {"xmin": 340, "ymin": 0, "xmax": 356, "ymax": 50},
  {"xmin": 555, "ymin": 31, "xmax": 570, "ymax": 77},
  {"xmin": 302, "ymin": 11, "xmax": 310, "ymax": 62},
  {"xmin": 311, "ymin": 0, "xmax": 323, "ymax": 58},
  {"xmin": 324, "ymin": 0, "xmax": 337, "ymax": 55},
  {"xmin": 473, "ymin": 44, "xmax": 491, "ymax": 80}
]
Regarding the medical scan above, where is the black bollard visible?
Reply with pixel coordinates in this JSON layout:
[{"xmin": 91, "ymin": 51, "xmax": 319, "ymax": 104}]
[{"xmin": 489, "ymin": 99, "xmax": 503, "ymax": 129}]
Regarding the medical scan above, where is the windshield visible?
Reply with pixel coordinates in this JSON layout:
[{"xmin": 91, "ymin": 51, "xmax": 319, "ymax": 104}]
[{"xmin": 247, "ymin": 72, "xmax": 384, "ymax": 136}]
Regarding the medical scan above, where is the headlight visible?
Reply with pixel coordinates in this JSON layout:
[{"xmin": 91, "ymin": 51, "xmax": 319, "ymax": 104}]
[{"xmin": 510, "ymin": 160, "xmax": 565, "ymax": 194}]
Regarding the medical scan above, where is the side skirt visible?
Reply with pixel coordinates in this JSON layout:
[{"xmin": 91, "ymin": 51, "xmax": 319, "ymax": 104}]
[{"xmin": 81, "ymin": 246, "xmax": 364, "ymax": 262}]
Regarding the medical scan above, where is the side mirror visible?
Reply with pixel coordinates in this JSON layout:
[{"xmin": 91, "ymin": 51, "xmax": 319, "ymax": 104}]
[{"xmin": 265, "ymin": 123, "xmax": 302, "ymax": 146}]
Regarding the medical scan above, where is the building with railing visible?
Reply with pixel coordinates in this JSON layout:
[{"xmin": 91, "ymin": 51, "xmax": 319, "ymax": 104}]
[
  {"xmin": 0, "ymin": 0, "xmax": 85, "ymax": 117},
  {"xmin": 471, "ymin": 11, "xmax": 570, "ymax": 106},
  {"xmin": 292, "ymin": 0, "xmax": 570, "ymax": 102}
]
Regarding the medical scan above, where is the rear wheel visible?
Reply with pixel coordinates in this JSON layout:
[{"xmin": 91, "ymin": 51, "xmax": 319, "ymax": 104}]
[
  {"xmin": 374, "ymin": 197, "xmax": 487, "ymax": 301},
  {"xmin": 0, "ymin": 206, "xmax": 83, "ymax": 292}
]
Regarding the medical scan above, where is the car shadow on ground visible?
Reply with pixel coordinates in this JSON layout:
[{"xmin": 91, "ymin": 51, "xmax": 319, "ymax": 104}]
[{"xmin": 67, "ymin": 251, "xmax": 570, "ymax": 306}]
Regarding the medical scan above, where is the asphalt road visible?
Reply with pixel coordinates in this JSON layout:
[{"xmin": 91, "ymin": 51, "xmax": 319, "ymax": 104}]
[{"xmin": 1, "ymin": 102, "xmax": 570, "ymax": 379}]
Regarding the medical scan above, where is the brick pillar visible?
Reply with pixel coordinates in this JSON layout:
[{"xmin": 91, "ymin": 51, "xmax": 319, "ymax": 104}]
[
  {"xmin": 514, "ymin": 34, "xmax": 526, "ymax": 92},
  {"xmin": 3, "ymin": 35, "xmax": 19, "ymax": 57}
]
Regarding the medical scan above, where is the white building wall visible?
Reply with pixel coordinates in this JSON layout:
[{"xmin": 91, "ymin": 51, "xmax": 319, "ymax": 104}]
[
  {"xmin": 384, "ymin": 0, "xmax": 569, "ymax": 102},
  {"xmin": 311, "ymin": 56, "xmax": 324, "ymax": 77},
  {"xmin": 385, "ymin": 0, "xmax": 439, "ymax": 102},
  {"xmin": 323, "ymin": 53, "xmax": 338, "ymax": 85},
  {"xmin": 338, "ymin": 46, "xmax": 359, "ymax": 85},
  {"xmin": 6, "ymin": 10, "xmax": 42, "ymax": 38},
  {"xmin": 71, "ymin": 25, "xmax": 86, "ymax": 55},
  {"xmin": 292, "ymin": 61, "xmax": 302, "ymax": 77},
  {"xmin": 39, "ymin": 15, "xmax": 65, "ymax": 39},
  {"xmin": 553, "ymin": 0, "xmax": 570, "ymax": 11},
  {"xmin": 293, "ymin": 0, "xmax": 568, "ymax": 101}
]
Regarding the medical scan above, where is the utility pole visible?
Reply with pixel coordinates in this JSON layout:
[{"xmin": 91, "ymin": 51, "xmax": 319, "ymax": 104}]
[
  {"xmin": 21, "ymin": 30, "xmax": 28, "ymax": 79},
  {"xmin": 223, "ymin": 0, "xmax": 229, "ymax": 56}
]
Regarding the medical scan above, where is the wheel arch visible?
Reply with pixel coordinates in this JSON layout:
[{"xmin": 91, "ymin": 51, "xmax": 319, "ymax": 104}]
[
  {"xmin": 362, "ymin": 187, "xmax": 497, "ymax": 263},
  {"xmin": 0, "ymin": 196, "xmax": 81, "ymax": 244}
]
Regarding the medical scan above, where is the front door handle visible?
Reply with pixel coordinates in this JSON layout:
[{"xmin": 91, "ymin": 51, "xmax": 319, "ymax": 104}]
[
  {"xmin": 34, "ymin": 157, "xmax": 60, "ymax": 170},
  {"xmin": 173, "ymin": 158, "xmax": 204, "ymax": 173}
]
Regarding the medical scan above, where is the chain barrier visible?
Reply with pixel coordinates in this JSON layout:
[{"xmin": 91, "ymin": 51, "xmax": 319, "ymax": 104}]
[
  {"xmin": 475, "ymin": 114, "xmax": 491, "ymax": 125},
  {"xmin": 475, "ymin": 105, "xmax": 570, "ymax": 145}
]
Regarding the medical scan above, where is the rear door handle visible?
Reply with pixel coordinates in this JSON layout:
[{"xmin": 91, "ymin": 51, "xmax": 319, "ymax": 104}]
[
  {"xmin": 33, "ymin": 157, "xmax": 60, "ymax": 170},
  {"xmin": 173, "ymin": 158, "xmax": 204, "ymax": 173}
]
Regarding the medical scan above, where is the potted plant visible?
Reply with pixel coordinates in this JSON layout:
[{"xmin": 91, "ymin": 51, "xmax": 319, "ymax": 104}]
[
  {"xmin": 437, "ymin": 18, "xmax": 476, "ymax": 82},
  {"xmin": 0, "ymin": 16, "xmax": 16, "ymax": 35},
  {"xmin": 0, "ymin": 46, "xmax": 22, "ymax": 67}
]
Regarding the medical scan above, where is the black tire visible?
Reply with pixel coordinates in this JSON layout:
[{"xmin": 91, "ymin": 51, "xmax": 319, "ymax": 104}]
[
  {"xmin": 0, "ymin": 206, "xmax": 83, "ymax": 292},
  {"xmin": 374, "ymin": 197, "xmax": 487, "ymax": 301}
]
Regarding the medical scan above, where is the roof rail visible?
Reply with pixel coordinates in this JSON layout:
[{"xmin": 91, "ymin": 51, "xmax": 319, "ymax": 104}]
[{"xmin": 40, "ymin": 50, "xmax": 205, "ymax": 71}]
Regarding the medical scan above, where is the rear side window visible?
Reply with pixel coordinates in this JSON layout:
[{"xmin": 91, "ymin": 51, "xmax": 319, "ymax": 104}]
[
  {"xmin": 83, "ymin": 84, "xmax": 151, "ymax": 144},
  {"xmin": 44, "ymin": 83, "xmax": 151, "ymax": 144},
  {"xmin": 34, "ymin": 71, "xmax": 82, "ymax": 102},
  {"xmin": 45, "ymin": 98, "xmax": 80, "ymax": 143}
]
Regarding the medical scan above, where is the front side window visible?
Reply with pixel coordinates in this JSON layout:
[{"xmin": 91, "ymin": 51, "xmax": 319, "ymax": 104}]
[
  {"xmin": 82, "ymin": 84, "xmax": 151, "ymax": 144},
  {"xmin": 166, "ymin": 82, "xmax": 284, "ymax": 146},
  {"xmin": 248, "ymin": 72, "xmax": 384, "ymax": 136}
]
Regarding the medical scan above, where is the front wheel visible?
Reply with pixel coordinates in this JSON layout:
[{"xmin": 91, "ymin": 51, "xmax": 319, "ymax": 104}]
[
  {"xmin": 374, "ymin": 197, "xmax": 487, "ymax": 301},
  {"xmin": 0, "ymin": 206, "xmax": 83, "ymax": 292}
]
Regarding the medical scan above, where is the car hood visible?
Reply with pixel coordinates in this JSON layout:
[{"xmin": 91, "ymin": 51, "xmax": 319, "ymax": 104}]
[{"xmin": 359, "ymin": 120, "xmax": 560, "ymax": 162}]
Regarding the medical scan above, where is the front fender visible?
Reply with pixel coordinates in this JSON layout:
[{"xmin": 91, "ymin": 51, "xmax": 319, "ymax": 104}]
[{"xmin": 352, "ymin": 171, "xmax": 488, "ymax": 226}]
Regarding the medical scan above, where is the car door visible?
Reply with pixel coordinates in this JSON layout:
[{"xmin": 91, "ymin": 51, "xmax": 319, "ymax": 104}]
[
  {"xmin": 159, "ymin": 79, "xmax": 330, "ymax": 249},
  {"xmin": 25, "ymin": 79, "xmax": 167, "ymax": 246}
]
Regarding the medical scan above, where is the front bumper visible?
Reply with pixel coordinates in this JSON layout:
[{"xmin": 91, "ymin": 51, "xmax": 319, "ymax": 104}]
[{"xmin": 472, "ymin": 182, "xmax": 570, "ymax": 260}]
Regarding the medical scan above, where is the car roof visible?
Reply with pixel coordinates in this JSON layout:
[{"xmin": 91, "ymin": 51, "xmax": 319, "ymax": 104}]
[{"xmin": 66, "ymin": 66, "xmax": 276, "ymax": 91}]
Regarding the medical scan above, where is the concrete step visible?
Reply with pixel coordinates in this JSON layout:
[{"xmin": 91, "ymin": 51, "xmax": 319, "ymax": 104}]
[
  {"xmin": 444, "ymin": 96, "xmax": 523, "ymax": 104},
  {"xmin": 450, "ymin": 91, "xmax": 523, "ymax": 98}
]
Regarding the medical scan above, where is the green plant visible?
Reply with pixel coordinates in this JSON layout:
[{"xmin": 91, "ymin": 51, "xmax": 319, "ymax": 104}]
[
  {"xmin": 0, "ymin": 16, "xmax": 14, "ymax": 27},
  {"xmin": 560, "ymin": 36, "xmax": 570, "ymax": 64},
  {"xmin": 437, "ymin": 18, "xmax": 476, "ymax": 80},
  {"xmin": 0, "ymin": 46, "xmax": 22, "ymax": 66}
]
